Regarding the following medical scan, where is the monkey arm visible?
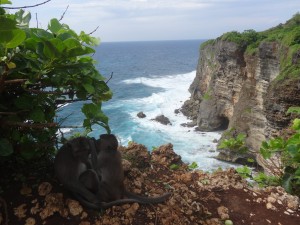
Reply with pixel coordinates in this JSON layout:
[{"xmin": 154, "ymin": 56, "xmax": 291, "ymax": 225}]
[{"xmin": 88, "ymin": 137, "xmax": 98, "ymax": 170}]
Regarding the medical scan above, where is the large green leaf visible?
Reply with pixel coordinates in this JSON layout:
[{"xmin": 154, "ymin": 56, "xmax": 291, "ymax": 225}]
[
  {"xmin": 63, "ymin": 38, "xmax": 95, "ymax": 57},
  {"xmin": 15, "ymin": 9, "xmax": 31, "ymax": 27},
  {"xmin": 29, "ymin": 108, "xmax": 45, "ymax": 122},
  {"xmin": 82, "ymin": 83, "xmax": 95, "ymax": 94},
  {"xmin": 31, "ymin": 28, "xmax": 53, "ymax": 40},
  {"xmin": 0, "ymin": 29, "xmax": 26, "ymax": 48},
  {"xmin": 0, "ymin": 0, "xmax": 12, "ymax": 5},
  {"xmin": 0, "ymin": 138, "xmax": 13, "ymax": 156},
  {"xmin": 292, "ymin": 118, "xmax": 300, "ymax": 131},
  {"xmin": 42, "ymin": 38, "xmax": 64, "ymax": 58},
  {"xmin": 14, "ymin": 95, "xmax": 33, "ymax": 109},
  {"xmin": 0, "ymin": 16, "xmax": 16, "ymax": 30},
  {"xmin": 48, "ymin": 18, "xmax": 62, "ymax": 34},
  {"xmin": 282, "ymin": 171, "xmax": 294, "ymax": 193}
]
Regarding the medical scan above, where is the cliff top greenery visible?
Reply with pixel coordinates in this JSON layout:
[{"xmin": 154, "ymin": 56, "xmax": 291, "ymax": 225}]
[{"xmin": 200, "ymin": 13, "xmax": 300, "ymax": 82}]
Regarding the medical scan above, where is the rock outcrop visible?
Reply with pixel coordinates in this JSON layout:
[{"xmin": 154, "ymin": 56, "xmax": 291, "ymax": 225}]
[
  {"xmin": 152, "ymin": 115, "xmax": 172, "ymax": 125},
  {"xmin": 182, "ymin": 18, "xmax": 300, "ymax": 165},
  {"xmin": 137, "ymin": 111, "xmax": 146, "ymax": 118}
]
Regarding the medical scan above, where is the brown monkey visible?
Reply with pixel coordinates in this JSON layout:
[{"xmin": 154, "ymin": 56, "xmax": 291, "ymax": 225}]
[
  {"xmin": 95, "ymin": 134, "xmax": 171, "ymax": 205},
  {"xmin": 54, "ymin": 137, "xmax": 102, "ymax": 209}
]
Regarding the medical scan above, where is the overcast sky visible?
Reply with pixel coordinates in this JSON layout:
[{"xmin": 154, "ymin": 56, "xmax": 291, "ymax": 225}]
[{"xmin": 6, "ymin": 0, "xmax": 300, "ymax": 42}]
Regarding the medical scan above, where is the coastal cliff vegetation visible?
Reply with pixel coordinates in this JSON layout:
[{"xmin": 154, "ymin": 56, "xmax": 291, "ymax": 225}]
[
  {"xmin": 187, "ymin": 13, "xmax": 300, "ymax": 196},
  {"xmin": 204, "ymin": 12, "xmax": 300, "ymax": 82}
]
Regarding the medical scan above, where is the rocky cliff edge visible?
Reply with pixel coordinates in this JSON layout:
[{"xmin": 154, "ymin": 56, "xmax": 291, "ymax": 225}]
[{"xmin": 181, "ymin": 15, "xmax": 300, "ymax": 165}]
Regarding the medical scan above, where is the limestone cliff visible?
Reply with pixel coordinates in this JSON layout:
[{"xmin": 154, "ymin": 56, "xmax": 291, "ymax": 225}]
[{"xmin": 181, "ymin": 15, "xmax": 300, "ymax": 164}]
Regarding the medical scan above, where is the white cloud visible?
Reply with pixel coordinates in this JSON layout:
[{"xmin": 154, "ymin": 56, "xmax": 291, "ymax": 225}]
[{"xmin": 8, "ymin": 0, "xmax": 300, "ymax": 42}]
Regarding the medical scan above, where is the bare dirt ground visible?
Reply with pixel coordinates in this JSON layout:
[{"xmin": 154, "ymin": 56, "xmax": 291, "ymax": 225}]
[{"xmin": 0, "ymin": 143, "xmax": 299, "ymax": 225}]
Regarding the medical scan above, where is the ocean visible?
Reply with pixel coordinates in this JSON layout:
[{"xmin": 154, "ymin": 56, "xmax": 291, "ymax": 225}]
[{"xmin": 58, "ymin": 40, "xmax": 234, "ymax": 170}]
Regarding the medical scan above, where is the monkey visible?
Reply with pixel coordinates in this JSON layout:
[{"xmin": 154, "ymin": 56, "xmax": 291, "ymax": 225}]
[
  {"xmin": 54, "ymin": 136, "xmax": 103, "ymax": 209},
  {"xmin": 78, "ymin": 169, "xmax": 100, "ymax": 194},
  {"xmin": 55, "ymin": 135, "xmax": 170, "ymax": 210},
  {"xmin": 94, "ymin": 134, "xmax": 171, "ymax": 205}
]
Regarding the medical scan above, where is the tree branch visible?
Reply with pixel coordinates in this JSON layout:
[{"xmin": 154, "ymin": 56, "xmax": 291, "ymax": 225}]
[
  {"xmin": 88, "ymin": 26, "xmax": 99, "ymax": 35},
  {"xmin": 106, "ymin": 72, "xmax": 113, "ymax": 84},
  {"xmin": 2, "ymin": 0, "xmax": 52, "ymax": 9},
  {"xmin": 35, "ymin": 13, "xmax": 39, "ymax": 28},
  {"xmin": 4, "ymin": 79, "xmax": 28, "ymax": 84},
  {"xmin": 59, "ymin": 5, "xmax": 69, "ymax": 22}
]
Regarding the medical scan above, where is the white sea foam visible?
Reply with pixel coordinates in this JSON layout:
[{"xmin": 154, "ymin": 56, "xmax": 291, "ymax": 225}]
[{"xmin": 120, "ymin": 71, "xmax": 234, "ymax": 170}]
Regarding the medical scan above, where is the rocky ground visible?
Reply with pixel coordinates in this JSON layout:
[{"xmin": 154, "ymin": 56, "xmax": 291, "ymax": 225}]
[{"xmin": 0, "ymin": 143, "xmax": 300, "ymax": 225}]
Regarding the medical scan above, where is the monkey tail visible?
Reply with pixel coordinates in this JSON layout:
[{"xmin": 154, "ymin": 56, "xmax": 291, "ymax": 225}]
[
  {"xmin": 124, "ymin": 191, "xmax": 171, "ymax": 204},
  {"xmin": 74, "ymin": 194, "xmax": 141, "ymax": 210},
  {"xmin": 72, "ymin": 193, "xmax": 103, "ymax": 210},
  {"xmin": 74, "ymin": 193, "xmax": 171, "ymax": 210}
]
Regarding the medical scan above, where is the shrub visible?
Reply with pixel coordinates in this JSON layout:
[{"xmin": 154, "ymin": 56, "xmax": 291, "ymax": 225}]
[{"xmin": 0, "ymin": 2, "xmax": 112, "ymax": 159}]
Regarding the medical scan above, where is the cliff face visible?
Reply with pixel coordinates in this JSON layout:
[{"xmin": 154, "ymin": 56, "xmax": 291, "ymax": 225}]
[{"xmin": 181, "ymin": 40, "xmax": 300, "ymax": 163}]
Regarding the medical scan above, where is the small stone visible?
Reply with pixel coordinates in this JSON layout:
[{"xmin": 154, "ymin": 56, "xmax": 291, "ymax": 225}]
[
  {"xmin": 66, "ymin": 199, "xmax": 83, "ymax": 216},
  {"xmin": 256, "ymin": 198, "xmax": 262, "ymax": 203},
  {"xmin": 267, "ymin": 196, "xmax": 276, "ymax": 203},
  {"xmin": 38, "ymin": 182, "xmax": 52, "ymax": 196},
  {"xmin": 20, "ymin": 185, "xmax": 32, "ymax": 196},
  {"xmin": 286, "ymin": 209, "xmax": 294, "ymax": 214},
  {"xmin": 217, "ymin": 206, "xmax": 229, "ymax": 220},
  {"xmin": 25, "ymin": 217, "xmax": 36, "ymax": 225},
  {"xmin": 266, "ymin": 219, "xmax": 271, "ymax": 223},
  {"xmin": 266, "ymin": 202, "xmax": 273, "ymax": 209}
]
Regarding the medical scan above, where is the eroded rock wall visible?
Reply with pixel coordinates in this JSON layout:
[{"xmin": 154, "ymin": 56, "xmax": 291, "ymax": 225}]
[{"xmin": 182, "ymin": 40, "xmax": 300, "ymax": 162}]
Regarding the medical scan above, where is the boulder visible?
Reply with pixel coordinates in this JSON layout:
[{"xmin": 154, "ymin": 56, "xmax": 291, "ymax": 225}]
[
  {"xmin": 152, "ymin": 115, "xmax": 172, "ymax": 125},
  {"xmin": 137, "ymin": 111, "xmax": 146, "ymax": 118}
]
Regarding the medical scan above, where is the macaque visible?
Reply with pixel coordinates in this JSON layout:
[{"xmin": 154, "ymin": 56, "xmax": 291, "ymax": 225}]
[
  {"xmin": 95, "ymin": 134, "xmax": 171, "ymax": 205},
  {"xmin": 79, "ymin": 169, "xmax": 100, "ymax": 194},
  {"xmin": 54, "ymin": 137, "xmax": 102, "ymax": 209},
  {"xmin": 55, "ymin": 135, "xmax": 170, "ymax": 210}
]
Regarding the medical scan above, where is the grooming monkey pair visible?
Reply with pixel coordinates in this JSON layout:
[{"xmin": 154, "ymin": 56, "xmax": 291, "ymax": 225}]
[{"xmin": 54, "ymin": 134, "xmax": 170, "ymax": 209}]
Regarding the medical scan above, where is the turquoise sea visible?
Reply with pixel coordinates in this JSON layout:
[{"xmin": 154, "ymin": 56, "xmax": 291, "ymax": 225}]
[{"xmin": 58, "ymin": 40, "xmax": 233, "ymax": 170}]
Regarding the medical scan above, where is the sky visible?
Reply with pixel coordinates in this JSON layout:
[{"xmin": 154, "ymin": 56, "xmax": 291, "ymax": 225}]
[{"xmin": 4, "ymin": 0, "xmax": 300, "ymax": 42}]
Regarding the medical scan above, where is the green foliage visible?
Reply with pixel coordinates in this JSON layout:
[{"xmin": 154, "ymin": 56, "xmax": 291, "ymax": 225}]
[
  {"xmin": 287, "ymin": 106, "xmax": 300, "ymax": 115},
  {"xmin": 236, "ymin": 166, "xmax": 251, "ymax": 179},
  {"xmin": 220, "ymin": 29, "xmax": 263, "ymax": 50},
  {"xmin": 253, "ymin": 172, "xmax": 280, "ymax": 187},
  {"xmin": 200, "ymin": 13, "xmax": 300, "ymax": 83},
  {"xmin": 218, "ymin": 133, "xmax": 248, "ymax": 154},
  {"xmin": 151, "ymin": 146, "xmax": 158, "ymax": 151},
  {"xmin": 188, "ymin": 161, "xmax": 198, "ymax": 170},
  {"xmin": 170, "ymin": 164, "xmax": 180, "ymax": 170},
  {"xmin": 0, "ymin": 6, "xmax": 112, "ymax": 158},
  {"xmin": 235, "ymin": 166, "xmax": 280, "ymax": 187},
  {"xmin": 259, "ymin": 107, "xmax": 300, "ymax": 195},
  {"xmin": 200, "ymin": 39, "xmax": 215, "ymax": 50}
]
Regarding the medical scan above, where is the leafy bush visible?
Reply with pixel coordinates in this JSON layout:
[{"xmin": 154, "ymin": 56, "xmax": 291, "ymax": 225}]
[
  {"xmin": 0, "ymin": 2, "xmax": 112, "ymax": 159},
  {"xmin": 235, "ymin": 107, "xmax": 300, "ymax": 194},
  {"xmin": 260, "ymin": 108, "xmax": 300, "ymax": 194},
  {"xmin": 218, "ymin": 133, "xmax": 248, "ymax": 154}
]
